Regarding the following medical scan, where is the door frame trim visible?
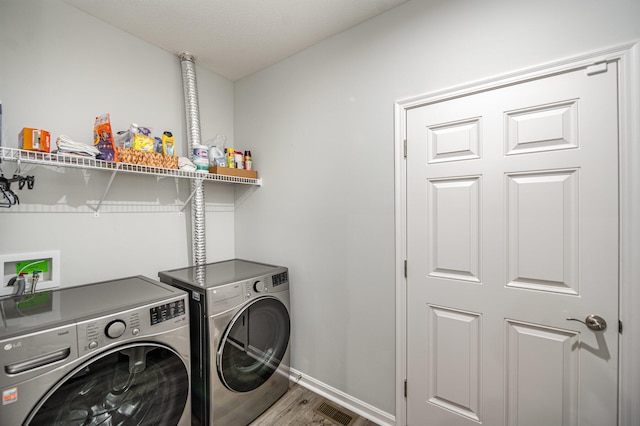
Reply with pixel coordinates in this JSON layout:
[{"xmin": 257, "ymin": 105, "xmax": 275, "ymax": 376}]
[{"xmin": 394, "ymin": 41, "xmax": 640, "ymax": 426}]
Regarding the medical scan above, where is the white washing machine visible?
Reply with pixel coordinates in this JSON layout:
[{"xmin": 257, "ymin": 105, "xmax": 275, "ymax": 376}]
[
  {"xmin": 158, "ymin": 259, "xmax": 291, "ymax": 426},
  {"xmin": 0, "ymin": 275, "xmax": 191, "ymax": 425}
]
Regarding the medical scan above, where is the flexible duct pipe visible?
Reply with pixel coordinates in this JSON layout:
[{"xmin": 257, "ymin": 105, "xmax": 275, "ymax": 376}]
[{"xmin": 179, "ymin": 52, "xmax": 206, "ymax": 269}]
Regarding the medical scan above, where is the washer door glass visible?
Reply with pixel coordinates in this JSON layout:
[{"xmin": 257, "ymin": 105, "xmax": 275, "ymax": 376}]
[
  {"xmin": 27, "ymin": 343, "xmax": 189, "ymax": 426},
  {"xmin": 218, "ymin": 296, "xmax": 290, "ymax": 393}
]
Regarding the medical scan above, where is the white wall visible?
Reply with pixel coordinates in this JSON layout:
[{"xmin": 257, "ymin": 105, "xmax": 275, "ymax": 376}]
[
  {"xmin": 234, "ymin": 0, "xmax": 640, "ymax": 417},
  {"xmin": 0, "ymin": 0, "xmax": 237, "ymax": 286}
]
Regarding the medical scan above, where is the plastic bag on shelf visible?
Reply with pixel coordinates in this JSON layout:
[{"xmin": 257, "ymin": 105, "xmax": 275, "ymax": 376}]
[{"xmin": 93, "ymin": 113, "xmax": 118, "ymax": 162}]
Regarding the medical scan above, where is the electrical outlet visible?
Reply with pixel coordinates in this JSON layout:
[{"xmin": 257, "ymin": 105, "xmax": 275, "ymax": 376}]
[{"xmin": 1, "ymin": 250, "xmax": 60, "ymax": 296}]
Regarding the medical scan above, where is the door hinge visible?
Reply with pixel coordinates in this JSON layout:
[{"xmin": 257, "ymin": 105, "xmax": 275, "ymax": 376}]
[
  {"xmin": 619, "ymin": 320, "xmax": 623, "ymax": 334},
  {"xmin": 404, "ymin": 139, "xmax": 407, "ymax": 158},
  {"xmin": 404, "ymin": 379, "xmax": 407, "ymax": 398},
  {"xmin": 586, "ymin": 61, "xmax": 608, "ymax": 76},
  {"xmin": 404, "ymin": 260, "xmax": 407, "ymax": 278}
]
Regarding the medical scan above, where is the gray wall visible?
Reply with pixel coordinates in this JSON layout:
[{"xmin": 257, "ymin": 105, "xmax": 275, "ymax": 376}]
[
  {"xmin": 2, "ymin": 0, "xmax": 640, "ymax": 420},
  {"xmin": 0, "ymin": 0, "xmax": 237, "ymax": 285},
  {"xmin": 233, "ymin": 0, "xmax": 640, "ymax": 415}
]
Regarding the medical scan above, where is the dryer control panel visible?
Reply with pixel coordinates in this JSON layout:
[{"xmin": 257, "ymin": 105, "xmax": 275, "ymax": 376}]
[
  {"xmin": 271, "ymin": 271, "xmax": 289, "ymax": 288},
  {"xmin": 245, "ymin": 271, "xmax": 289, "ymax": 298}
]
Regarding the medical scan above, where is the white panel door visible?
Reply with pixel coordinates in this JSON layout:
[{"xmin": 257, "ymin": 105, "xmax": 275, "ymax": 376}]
[{"xmin": 406, "ymin": 63, "xmax": 619, "ymax": 426}]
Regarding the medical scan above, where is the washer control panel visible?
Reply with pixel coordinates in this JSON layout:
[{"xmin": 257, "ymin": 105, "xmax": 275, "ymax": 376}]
[
  {"xmin": 253, "ymin": 280, "xmax": 266, "ymax": 293},
  {"xmin": 150, "ymin": 299, "xmax": 186, "ymax": 325},
  {"xmin": 105, "ymin": 320, "xmax": 127, "ymax": 339},
  {"xmin": 77, "ymin": 297, "xmax": 187, "ymax": 356}
]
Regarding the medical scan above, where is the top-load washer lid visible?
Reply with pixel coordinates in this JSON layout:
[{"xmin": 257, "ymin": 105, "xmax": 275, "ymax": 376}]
[
  {"xmin": 158, "ymin": 259, "xmax": 285, "ymax": 290},
  {"xmin": 0, "ymin": 275, "xmax": 185, "ymax": 340}
]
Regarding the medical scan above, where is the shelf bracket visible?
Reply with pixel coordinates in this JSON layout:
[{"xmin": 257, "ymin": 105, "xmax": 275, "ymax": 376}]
[
  {"xmin": 180, "ymin": 178, "xmax": 206, "ymax": 213},
  {"xmin": 180, "ymin": 186, "xmax": 198, "ymax": 213},
  {"xmin": 90, "ymin": 164, "xmax": 121, "ymax": 215}
]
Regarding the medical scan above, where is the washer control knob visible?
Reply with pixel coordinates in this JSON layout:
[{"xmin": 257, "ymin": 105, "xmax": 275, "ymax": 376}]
[
  {"xmin": 105, "ymin": 320, "xmax": 126, "ymax": 339},
  {"xmin": 253, "ymin": 280, "xmax": 265, "ymax": 293},
  {"xmin": 88, "ymin": 341, "xmax": 98, "ymax": 350}
]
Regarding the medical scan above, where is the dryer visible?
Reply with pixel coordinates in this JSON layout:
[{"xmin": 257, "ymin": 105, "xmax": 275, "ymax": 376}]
[
  {"xmin": 158, "ymin": 259, "xmax": 290, "ymax": 426},
  {"xmin": 0, "ymin": 276, "xmax": 191, "ymax": 425}
]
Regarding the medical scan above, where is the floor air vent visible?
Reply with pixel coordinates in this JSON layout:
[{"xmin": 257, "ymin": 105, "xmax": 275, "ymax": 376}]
[{"xmin": 313, "ymin": 400, "xmax": 356, "ymax": 426}]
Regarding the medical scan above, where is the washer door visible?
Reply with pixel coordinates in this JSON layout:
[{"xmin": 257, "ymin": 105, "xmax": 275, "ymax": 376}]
[
  {"xmin": 218, "ymin": 296, "xmax": 290, "ymax": 393},
  {"xmin": 27, "ymin": 343, "xmax": 189, "ymax": 425}
]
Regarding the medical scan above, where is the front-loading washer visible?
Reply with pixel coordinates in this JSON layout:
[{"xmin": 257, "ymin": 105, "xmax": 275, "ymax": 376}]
[
  {"xmin": 0, "ymin": 275, "xmax": 191, "ymax": 425},
  {"xmin": 158, "ymin": 259, "xmax": 290, "ymax": 426}
]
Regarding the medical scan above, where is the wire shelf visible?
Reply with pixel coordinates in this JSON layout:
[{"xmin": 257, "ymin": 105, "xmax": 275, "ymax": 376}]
[{"xmin": 0, "ymin": 147, "xmax": 261, "ymax": 186}]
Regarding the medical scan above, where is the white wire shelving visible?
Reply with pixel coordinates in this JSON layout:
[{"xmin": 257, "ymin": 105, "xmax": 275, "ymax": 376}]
[
  {"xmin": 0, "ymin": 146, "xmax": 261, "ymax": 214},
  {"xmin": 0, "ymin": 147, "xmax": 261, "ymax": 185}
]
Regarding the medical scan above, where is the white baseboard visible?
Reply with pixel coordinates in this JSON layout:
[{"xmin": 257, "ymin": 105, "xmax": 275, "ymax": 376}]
[{"xmin": 289, "ymin": 368, "xmax": 396, "ymax": 426}]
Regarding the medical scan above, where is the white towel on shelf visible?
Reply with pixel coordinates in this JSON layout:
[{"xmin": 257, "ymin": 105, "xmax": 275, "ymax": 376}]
[
  {"xmin": 178, "ymin": 156, "xmax": 196, "ymax": 172},
  {"xmin": 55, "ymin": 135, "xmax": 100, "ymax": 157}
]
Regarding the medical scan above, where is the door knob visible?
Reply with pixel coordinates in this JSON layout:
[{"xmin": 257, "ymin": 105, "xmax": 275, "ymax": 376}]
[{"xmin": 566, "ymin": 315, "xmax": 607, "ymax": 331}]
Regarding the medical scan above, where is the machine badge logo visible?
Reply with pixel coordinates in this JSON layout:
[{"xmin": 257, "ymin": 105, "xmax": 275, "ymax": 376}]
[
  {"xmin": 4, "ymin": 342, "xmax": 21, "ymax": 351},
  {"xmin": 2, "ymin": 387, "xmax": 18, "ymax": 405}
]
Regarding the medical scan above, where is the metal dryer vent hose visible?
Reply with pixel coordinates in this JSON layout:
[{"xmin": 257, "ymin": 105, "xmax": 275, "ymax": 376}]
[{"xmin": 179, "ymin": 52, "xmax": 206, "ymax": 269}]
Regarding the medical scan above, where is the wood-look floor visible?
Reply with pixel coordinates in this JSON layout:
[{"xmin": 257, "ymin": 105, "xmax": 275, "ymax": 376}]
[{"xmin": 250, "ymin": 383, "xmax": 380, "ymax": 426}]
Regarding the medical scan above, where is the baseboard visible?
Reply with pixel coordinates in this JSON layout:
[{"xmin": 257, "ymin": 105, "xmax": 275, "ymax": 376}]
[{"xmin": 289, "ymin": 368, "xmax": 396, "ymax": 426}]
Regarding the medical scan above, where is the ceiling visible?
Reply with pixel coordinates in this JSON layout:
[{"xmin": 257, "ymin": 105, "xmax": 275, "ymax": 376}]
[{"xmin": 64, "ymin": 0, "xmax": 408, "ymax": 81}]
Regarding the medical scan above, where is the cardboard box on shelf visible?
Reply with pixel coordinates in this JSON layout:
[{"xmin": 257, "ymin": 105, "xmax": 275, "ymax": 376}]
[{"xmin": 209, "ymin": 166, "xmax": 258, "ymax": 179}]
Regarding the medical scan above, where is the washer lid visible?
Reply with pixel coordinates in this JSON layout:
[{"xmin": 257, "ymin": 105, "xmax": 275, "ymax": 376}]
[
  {"xmin": 0, "ymin": 276, "xmax": 184, "ymax": 340},
  {"xmin": 158, "ymin": 259, "xmax": 286, "ymax": 290}
]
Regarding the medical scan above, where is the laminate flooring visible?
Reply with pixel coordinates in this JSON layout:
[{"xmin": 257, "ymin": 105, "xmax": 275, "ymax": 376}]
[{"xmin": 250, "ymin": 383, "xmax": 380, "ymax": 426}]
